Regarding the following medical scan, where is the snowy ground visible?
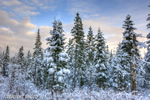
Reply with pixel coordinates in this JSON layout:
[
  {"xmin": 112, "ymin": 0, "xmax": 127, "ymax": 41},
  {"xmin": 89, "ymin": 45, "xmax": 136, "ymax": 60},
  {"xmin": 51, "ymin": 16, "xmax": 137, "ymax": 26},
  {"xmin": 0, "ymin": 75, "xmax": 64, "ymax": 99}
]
[{"xmin": 0, "ymin": 75, "xmax": 150, "ymax": 100}]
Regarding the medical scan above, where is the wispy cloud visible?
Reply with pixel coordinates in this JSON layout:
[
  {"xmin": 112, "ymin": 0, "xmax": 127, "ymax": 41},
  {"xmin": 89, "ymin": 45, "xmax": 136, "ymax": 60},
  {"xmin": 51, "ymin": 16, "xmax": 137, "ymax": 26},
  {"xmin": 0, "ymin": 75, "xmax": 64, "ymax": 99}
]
[
  {"xmin": 67, "ymin": 0, "xmax": 101, "ymax": 18},
  {"xmin": 0, "ymin": 0, "xmax": 22, "ymax": 6},
  {"xmin": 0, "ymin": 10, "xmax": 37, "ymax": 56},
  {"xmin": 0, "ymin": 0, "xmax": 57, "ymax": 16}
]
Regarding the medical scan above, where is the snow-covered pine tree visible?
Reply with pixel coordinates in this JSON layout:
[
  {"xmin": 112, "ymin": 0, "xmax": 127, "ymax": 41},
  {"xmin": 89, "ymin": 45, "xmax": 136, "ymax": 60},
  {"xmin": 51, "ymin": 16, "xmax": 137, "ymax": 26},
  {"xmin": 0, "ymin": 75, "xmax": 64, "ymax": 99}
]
[
  {"xmin": 17, "ymin": 46, "xmax": 25, "ymax": 74},
  {"xmin": 3, "ymin": 46, "xmax": 9, "ymax": 76},
  {"xmin": 17, "ymin": 46, "xmax": 24, "ymax": 66},
  {"xmin": 0, "ymin": 52, "xmax": 4, "ymax": 75},
  {"xmin": 109, "ymin": 43, "xmax": 127, "ymax": 91},
  {"xmin": 66, "ymin": 38, "xmax": 75, "ymax": 88},
  {"xmin": 33, "ymin": 29, "xmax": 43, "ymax": 86},
  {"xmin": 109, "ymin": 51, "xmax": 118, "ymax": 90},
  {"xmin": 145, "ymin": 5, "xmax": 150, "ymax": 88},
  {"xmin": 120, "ymin": 15, "xmax": 142, "ymax": 92},
  {"xmin": 86, "ymin": 26, "xmax": 96, "ymax": 89},
  {"xmin": 71, "ymin": 12, "xmax": 86, "ymax": 88},
  {"xmin": 26, "ymin": 50, "xmax": 32, "ymax": 80},
  {"xmin": 118, "ymin": 15, "xmax": 135, "ymax": 91},
  {"xmin": 45, "ymin": 20, "xmax": 69, "ymax": 91},
  {"xmin": 94, "ymin": 28, "xmax": 108, "ymax": 89},
  {"xmin": 15, "ymin": 46, "xmax": 27, "ymax": 96}
]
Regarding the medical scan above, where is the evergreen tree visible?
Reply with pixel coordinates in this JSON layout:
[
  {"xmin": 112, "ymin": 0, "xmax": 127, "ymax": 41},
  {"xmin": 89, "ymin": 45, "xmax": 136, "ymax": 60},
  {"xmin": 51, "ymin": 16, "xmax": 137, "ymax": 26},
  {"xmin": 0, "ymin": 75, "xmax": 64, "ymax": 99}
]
[
  {"xmin": 86, "ymin": 26, "xmax": 96, "ymax": 89},
  {"xmin": 71, "ymin": 12, "xmax": 86, "ymax": 88},
  {"xmin": 0, "ymin": 52, "xmax": 4, "ymax": 75},
  {"xmin": 33, "ymin": 29, "xmax": 43, "ymax": 57},
  {"xmin": 26, "ymin": 50, "xmax": 32, "ymax": 80},
  {"xmin": 17, "ymin": 46, "xmax": 25, "ymax": 75},
  {"xmin": 120, "ymin": 15, "xmax": 142, "ymax": 92},
  {"xmin": 16, "ymin": 46, "xmax": 26, "ymax": 96},
  {"xmin": 27, "ymin": 50, "xmax": 32, "ymax": 60},
  {"xmin": 44, "ymin": 20, "xmax": 69, "ymax": 91},
  {"xmin": 66, "ymin": 38, "xmax": 75, "ymax": 88},
  {"xmin": 94, "ymin": 28, "xmax": 108, "ymax": 89},
  {"xmin": 17, "ymin": 46, "xmax": 24, "ymax": 66},
  {"xmin": 119, "ymin": 15, "xmax": 135, "ymax": 91},
  {"xmin": 109, "ymin": 43, "xmax": 127, "ymax": 90},
  {"xmin": 3, "ymin": 46, "xmax": 9, "ymax": 76},
  {"xmin": 145, "ymin": 5, "xmax": 150, "ymax": 88},
  {"xmin": 33, "ymin": 29, "xmax": 43, "ymax": 86}
]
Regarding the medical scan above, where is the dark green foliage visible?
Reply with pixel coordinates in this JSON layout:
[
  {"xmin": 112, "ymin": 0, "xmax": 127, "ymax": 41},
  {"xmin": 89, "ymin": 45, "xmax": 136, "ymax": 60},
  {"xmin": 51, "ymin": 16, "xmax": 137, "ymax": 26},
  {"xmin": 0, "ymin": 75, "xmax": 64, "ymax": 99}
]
[
  {"xmin": 95, "ymin": 29, "xmax": 108, "ymax": 88},
  {"xmin": 33, "ymin": 29, "xmax": 43, "ymax": 86},
  {"xmin": 71, "ymin": 13, "xmax": 86, "ymax": 88},
  {"xmin": 3, "ymin": 46, "xmax": 9, "ymax": 76},
  {"xmin": 145, "ymin": 5, "xmax": 150, "ymax": 88}
]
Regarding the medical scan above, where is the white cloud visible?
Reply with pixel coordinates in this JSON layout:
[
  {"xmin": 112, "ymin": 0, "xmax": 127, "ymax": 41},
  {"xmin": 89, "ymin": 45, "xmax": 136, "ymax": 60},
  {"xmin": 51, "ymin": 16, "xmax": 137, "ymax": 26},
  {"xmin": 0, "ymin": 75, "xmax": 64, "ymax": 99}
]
[
  {"xmin": 23, "ymin": 0, "xmax": 57, "ymax": 11},
  {"xmin": 0, "ymin": 0, "xmax": 22, "ymax": 6},
  {"xmin": 67, "ymin": 0, "xmax": 100, "ymax": 18},
  {"xmin": 0, "ymin": 10, "xmax": 37, "ymax": 56},
  {"xmin": 13, "ymin": 5, "xmax": 40, "ymax": 16}
]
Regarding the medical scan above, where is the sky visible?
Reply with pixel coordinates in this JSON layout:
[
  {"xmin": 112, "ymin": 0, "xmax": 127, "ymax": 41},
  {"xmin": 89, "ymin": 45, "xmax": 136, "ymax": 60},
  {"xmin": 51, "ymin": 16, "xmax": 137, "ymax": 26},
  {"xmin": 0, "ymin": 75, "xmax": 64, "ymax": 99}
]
[{"xmin": 0, "ymin": 0, "xmax": 149, "ymax": 57}]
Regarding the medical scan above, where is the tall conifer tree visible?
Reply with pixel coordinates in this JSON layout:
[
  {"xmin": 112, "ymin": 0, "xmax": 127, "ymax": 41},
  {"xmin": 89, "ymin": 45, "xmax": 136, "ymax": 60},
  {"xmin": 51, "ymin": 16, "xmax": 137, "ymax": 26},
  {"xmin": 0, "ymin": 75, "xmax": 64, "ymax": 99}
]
[
  {"xmin": 145, "ymin": 5, "xmax": 150, "ymax": 88},
  {"xmin": 44, "ymin": 20, "xmax": 69, "ymax": 91},
  {"xmin": 71, "ymin": 13, "xmax": 86, "ymax": 88},
  {"xmin": 86, "ymin": 26, "xmax": 95, "ymax": 89},
  {"xmin": 32, "ymin": 29, "xmax": 43, "ymax": 86},
  {"xmin": 3, "ymin": 46, "xmax": 9, "ymax": 76},
  {"xmin": 94, "ymin": 29, "xmax": 108, "ymax": 88}
]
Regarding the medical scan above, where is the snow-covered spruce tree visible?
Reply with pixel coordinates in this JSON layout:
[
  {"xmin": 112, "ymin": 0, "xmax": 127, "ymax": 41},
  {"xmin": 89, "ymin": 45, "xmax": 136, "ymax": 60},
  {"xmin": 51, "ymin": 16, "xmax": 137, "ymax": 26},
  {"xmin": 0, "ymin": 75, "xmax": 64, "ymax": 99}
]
[
  {"xmin": 108, "ymin": 46, "xmax": 118, "ymax": 90},
  {"xmin": 33, "ymin": 29, "xmax": 43, "ymax": 86},
  {"xmin": 120, "ymin": 15, "xmax": 143, "ymax": 92},
  {"xmin": 145, "ymin": 5, "xmax": 150, "ymax": 88},
  {"xmin": 66, "ymin": 38, "xmax": 75, "ymax": 88},
  {"xmin": 86, "ymin": 26, "xmax": 96, "ymax": 89},
  {"xmin": 26, "ymin": 50, "xmax": 32, "ymax": 80},
  {"xmin": 109, "ymin": 43, "xmax": 128, "ymax": 91},
  {"xmin": 17, "ymin": 46, "xmax": 26, "ymax": 78},
  {"xmin": 3, "ymin": 46, "xmax": 9, "ymax": 76},
  {"xmin": 71, "ymin": 12, "xmax": 86, "ymax": 88},
  {"xmin": 94, "ymin": 28, "xmax": 108, "ymax": 89},
  {"xmin": 0, "ymin": 52, "xmax": 4, "ymax": 75},
  {"xmin": 12, "ymin": 46, "xmax": 27, "ymax": 96},
  {"xmin": 17, "ymin": 46, "xmax": 25, "ymax": 66},
  {"xmin": 45, "ymin": 20, "xmax": 69, "ymax": 91}
]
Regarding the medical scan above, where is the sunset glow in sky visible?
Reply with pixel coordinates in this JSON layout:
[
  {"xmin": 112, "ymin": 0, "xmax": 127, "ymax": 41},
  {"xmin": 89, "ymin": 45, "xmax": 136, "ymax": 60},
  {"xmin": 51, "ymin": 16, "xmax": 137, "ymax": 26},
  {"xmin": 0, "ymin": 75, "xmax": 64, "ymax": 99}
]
[{"xmin": 0, "ymin": 0, "xmax": 149, "ymax": 56}]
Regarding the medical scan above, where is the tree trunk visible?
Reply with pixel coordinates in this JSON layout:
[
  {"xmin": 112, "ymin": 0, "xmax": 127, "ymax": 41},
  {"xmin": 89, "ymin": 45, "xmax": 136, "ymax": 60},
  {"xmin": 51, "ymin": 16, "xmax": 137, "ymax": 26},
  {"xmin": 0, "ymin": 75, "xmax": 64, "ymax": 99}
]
[{"xmin": 131, "ymin": 34, "xmax": 136, "ymax": 95}]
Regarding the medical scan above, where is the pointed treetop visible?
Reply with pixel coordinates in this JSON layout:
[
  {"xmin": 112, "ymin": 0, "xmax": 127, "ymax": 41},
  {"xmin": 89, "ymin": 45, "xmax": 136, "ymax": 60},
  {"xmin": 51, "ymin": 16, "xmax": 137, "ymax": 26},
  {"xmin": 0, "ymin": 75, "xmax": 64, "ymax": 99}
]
[
  {"xmin": 18, "ymin": 46, "xmax": 24, "ymax": 58},
  {"xmin": 126, "ymin": 14, "xmax": 131, "ymax": 19},
  {"xmin": 98, "ymin": 27, "xmax": 101, "ymax": 33},
  {"xmin": 123, "ymin": 15, "xmax": 136, "ymax": 31},
  {"xmin": 27, "ymin": 50, "xmax": 31, "ymax": 58},
  {"xmin": 97, "ymin": 28, "xmax": 103, "ymax": 38},
  {"xmin": 38, "ymin": 28, "xmax": 40, "ymax": 33},
  {"xmin": 4, "ymin": 45, "xmax": 9, "ymax": 62},
  {"xmin": 34, "ymin": 29, "xmax": 42, "ymax": 50},
  {"xmin": 89, "ymin": 26, "xmax": 92, "ymax": 30},
  {"xmin": 87, "ymin": 26, "xmax": 94, "ymax": 43},
  {"xmin": 6, "ymin": 45, "xmax": 9, "ymax": 54},
  {"xmin": 88, "ymin": 26, "xmax": 92, "ymax": 32},
  {"xmin": 76, "ymin": 12, "xmax": 79, "ymax": 16}
]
